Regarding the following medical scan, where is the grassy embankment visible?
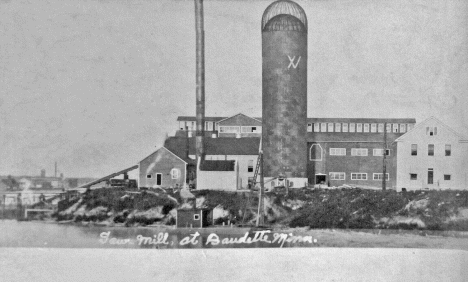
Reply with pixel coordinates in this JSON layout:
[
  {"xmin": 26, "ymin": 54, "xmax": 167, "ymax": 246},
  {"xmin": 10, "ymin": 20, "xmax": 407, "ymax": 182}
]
[{"xmin": 55, "ymin": 187, "xmax": 468, "ymax": 230}]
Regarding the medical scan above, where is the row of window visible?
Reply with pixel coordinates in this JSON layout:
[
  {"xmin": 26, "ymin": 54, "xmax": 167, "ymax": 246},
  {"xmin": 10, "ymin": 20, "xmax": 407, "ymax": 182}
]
[
  {"xmin": 307, "ymin": 123, "xmax": 414, "ymax": 133},
  {"xmin": 411, "ymin": 144, "xmax": 451, "ymax": 156},
  {"xmin": 328, "ymin": 172, "xmax": 390, "ymax": 181},
  {"xmin": 310, "ymin": 145, "xmax": 390, "ymax": 160},
  {"xmin": 219, "ymin": 126, "xmax": 261, "ymax": 134},
  {"xmin": 180, "ymin": 121, "xmax": 420, "ymax": 134},
  {"xmin": 410, "ymin": 169, "xmax": 451, "ymax": 183}
]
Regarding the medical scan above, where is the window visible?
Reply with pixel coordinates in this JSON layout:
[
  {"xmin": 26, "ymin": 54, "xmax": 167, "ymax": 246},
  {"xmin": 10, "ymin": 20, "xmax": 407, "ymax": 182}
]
[
  {"xmin": 363, "ymin": 124, "xmax": 369, "ymax": 132},
  {"xmin": 428, "ymin": 144, "xmax": 434, "ymax": 156},
  {"xmin": 329, "ymin": 148, "xmax": 346, "ymax": 156},
  {"xmin": 205, "ymin": 122, "xmax": 213, "ymax": 131},
  {"xmin": 356, "ymin": 123, "xmax": 362, "ymax": 132},
  {"xmin": 427, "ymin": 169, "xmax": 433, "ymax": 184},
  {"xmin": 219, "ymin": 126, "xmax": 240, "ymax": 133},
  {"xmin": 445, "ymin": 144, "xmax": 451, "ymax": 156},
  {"xmin": 335, "ymin": 123, "xmax": 341, "ymax": 132},
  {"xmin": 410, "ymin": 174, "xmax": 417, "ymax": 180},
  {"xmin": 342, "ymin": 123, "xmax": 348, "ymax": 132},
  {"xmin": 156, "ymin": 173, "xmax": 162, "ymax": 185},
  {"xmin": 407, "ymin": 124, "xmax": 414, "ymax": 131},
  {"xmin": 371, "ymin": 124, "xmax": 377, "ymax": 133},
  {"xmin": 351, "ymin": 173, "xmax": 367, "ymax": 180},
  {"xmin": 411, "ymin": 144, "xmax": 417, "ymax": 156},
  {"xmin": 373, "ymin": 173, "xmax": 389, "ymax": 180},
  {"xmin": 241, "ymin": 126, "xmax": 261, "ymax": 133},
  {"xmin": 378, "ymin": 123, "xmax": 384, "ymax": 132},
  {"xmin": 248, "ymin": 160, "xmax": 254, "ymax": 172},
  {"xmin": 373, "ymin": 149, "xmax": 390, "ymax": 156},
  {"xmin": 392, "ymin": 123, "xmax": 399, "ymax": 133},
  {"xmin": 171, "ymin": 168, "xmax": 180, "ymax": 179},
  {"xmin": 320, "ymin": 123, "xmax": 327, "ymax": 132},
  {"xmin": 386, "ymin": 124, "xmax": 391, "ymax": 133},
  {"xmin": 310, "ymin": 144, "xmax": 323, "ymax": 161},
  {"xmin": 426, "ymin": 127, "xmax": 437, "ymax": 136},
  {"xmin": 307, "ymin": 123, "xmax": 312, "ymax": 132},
  {"xmin": 328, "ymin": 123, "xmax": 334, "ymax": 132},
  {"xmin": 444, "ymin": 174, "xmax": 451, "ymax": 181},
  {"xmin": 193, "ymin": 214, "xmax": 200, "ymax": 220},
  {"xmin": 351, "ymin": 148, "xmax": 368, "ymax": 156},
  {"xmin": 349, "ymin": 123, "xmax": 356, "ymax": 132},
  {"xmin": 314, "ymin": 123, "xmax": 320, "ymax": 132},
  {"xmin": 146, "ymin": 174, "xmax": 152, "ymax": 179},
  {"xmin": 329, "ymin": 172, "xmax": 345, "ymax": 180},
  {"xmin": 399, "ymin": 124, "xmax": 406, "ymax": 133}
]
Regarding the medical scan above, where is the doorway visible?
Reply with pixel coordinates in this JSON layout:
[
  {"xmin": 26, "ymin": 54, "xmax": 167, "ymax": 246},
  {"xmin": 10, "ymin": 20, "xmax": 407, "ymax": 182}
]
[{"xmin": 315, "ymin": 174, "xmax": 326, "ymax": 184}]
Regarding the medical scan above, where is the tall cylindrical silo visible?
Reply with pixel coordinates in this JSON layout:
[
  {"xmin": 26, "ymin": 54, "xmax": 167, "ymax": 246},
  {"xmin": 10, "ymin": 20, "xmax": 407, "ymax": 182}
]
[{"xmin": 261, "ymin": 0, "xmax": 308, "ymax": 185}]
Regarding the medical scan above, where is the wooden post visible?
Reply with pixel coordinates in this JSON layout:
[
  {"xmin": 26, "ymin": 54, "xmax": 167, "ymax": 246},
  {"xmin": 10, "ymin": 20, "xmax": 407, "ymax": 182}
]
[{"xmin": 382, "ymin": 123, "xmax": 387, "ymax": 190}]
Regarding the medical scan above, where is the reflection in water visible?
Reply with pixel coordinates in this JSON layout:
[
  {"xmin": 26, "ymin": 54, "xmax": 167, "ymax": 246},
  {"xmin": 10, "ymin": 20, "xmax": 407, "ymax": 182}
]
[{"xmin": 0, "ymin": 221, "xmax": 316, "ymax": 249}]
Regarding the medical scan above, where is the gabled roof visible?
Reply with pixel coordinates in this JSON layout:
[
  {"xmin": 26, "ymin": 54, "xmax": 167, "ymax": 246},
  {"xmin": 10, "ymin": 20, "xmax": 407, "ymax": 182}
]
[
  {"xmin": 139, "ymin": 146, "xmax": 194, "ymax": 165},
  {"xmin": 395, "ymin": 116, "xmax": 468, "ymax": 142},
  {"xmin": 164, "ymin": 137, "xmax": 260, "ymax": 157},
  {"xmin": 218, "ymin": 113, "xmax": 262, "ymax": 126},
  {"xmin": 199, "ymin": 160, "xmax": 235, "ymax": 171}
]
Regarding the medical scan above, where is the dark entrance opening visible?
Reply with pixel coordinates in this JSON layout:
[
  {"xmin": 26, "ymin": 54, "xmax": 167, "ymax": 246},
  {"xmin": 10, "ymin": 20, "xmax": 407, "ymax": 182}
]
[
  {"xmin": 315, "ymin": 174, "xmax": 326, "ymax": 184},
  {"xmin": 428, "ymin": 169, "xmax": 433, "ymax": 185}
]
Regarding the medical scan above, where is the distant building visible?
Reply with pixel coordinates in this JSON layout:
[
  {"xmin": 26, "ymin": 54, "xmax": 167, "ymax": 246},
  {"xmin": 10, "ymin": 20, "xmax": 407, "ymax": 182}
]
[
  {"xmin": 176, "ymin": 113, "xmax": 262, "ymax": 138},
  {"xmin": 395, "ymin": 117, "xmax": 468, "ymax": 191}
]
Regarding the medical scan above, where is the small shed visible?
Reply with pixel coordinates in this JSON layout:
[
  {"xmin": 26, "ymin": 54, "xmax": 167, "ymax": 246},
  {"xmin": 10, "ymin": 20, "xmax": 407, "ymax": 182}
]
[{"xmin": 176, "ymin": 208, "xmax": 212, "ymax": 228}]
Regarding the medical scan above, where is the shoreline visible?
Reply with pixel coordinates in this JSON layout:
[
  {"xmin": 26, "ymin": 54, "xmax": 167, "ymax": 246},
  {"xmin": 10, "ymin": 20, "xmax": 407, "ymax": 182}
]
[{"xmin": 15, "ymin": 218, "xmax": 468, "ymax": 238}]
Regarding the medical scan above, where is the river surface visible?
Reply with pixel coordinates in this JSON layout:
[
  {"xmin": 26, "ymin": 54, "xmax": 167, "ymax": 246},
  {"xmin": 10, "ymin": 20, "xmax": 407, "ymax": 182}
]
[{"xmin": 0, "ymin": 220, "xmax": 316, "ymax": 249}]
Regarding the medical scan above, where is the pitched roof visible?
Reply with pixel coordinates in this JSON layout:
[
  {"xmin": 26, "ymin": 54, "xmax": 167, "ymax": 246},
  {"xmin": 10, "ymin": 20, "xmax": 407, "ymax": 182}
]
[
  {"xmin": 199, "ymin": 160, "xmax": 235, "ymax": 171},
  {"xmin": 217, "ymin": 113, "xmax": 262, "ymax": 125},
  {"xmin": 164, "ymin": 137, "xmax": 260, "ymax": 157},
  {"xmin": 394, "ymin": 116, "xmax": 468, "ymax": 142}
]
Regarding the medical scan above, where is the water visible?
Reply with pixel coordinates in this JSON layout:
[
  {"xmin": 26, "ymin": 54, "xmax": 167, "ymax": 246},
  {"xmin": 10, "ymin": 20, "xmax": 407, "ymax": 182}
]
[{"xmin": 0, "ymin": 220, "xmax": 317, "ymax": 249}]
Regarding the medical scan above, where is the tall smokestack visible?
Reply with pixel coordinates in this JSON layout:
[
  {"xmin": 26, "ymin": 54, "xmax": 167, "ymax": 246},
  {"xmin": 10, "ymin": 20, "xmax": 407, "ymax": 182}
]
[
  {"xmin": 55, "ymin": 161, "xmax": 57, "ymax": 178},
  {"xmin": 195, "ymin": 0, "xmax": 205, "ymax": 164}
]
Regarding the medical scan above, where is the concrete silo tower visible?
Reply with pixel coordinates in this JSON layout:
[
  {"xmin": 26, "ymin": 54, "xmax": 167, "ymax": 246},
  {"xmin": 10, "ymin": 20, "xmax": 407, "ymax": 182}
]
[{"xmin": 261, "ymin": 0, "xmax": 308, "ymax": 188}]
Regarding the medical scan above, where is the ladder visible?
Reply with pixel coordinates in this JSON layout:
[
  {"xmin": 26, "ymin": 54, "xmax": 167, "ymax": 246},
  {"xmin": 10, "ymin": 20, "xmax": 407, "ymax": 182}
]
[{"xmin": 251, "ymin": 151, "xmax": 262, "ymax": 188}]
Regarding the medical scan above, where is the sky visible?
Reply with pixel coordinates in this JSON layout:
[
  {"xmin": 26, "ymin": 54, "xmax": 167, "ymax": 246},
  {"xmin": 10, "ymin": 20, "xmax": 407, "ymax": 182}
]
[{"xmin": 0, "ymin": 0, "xmax": 467, "ymax": 178}]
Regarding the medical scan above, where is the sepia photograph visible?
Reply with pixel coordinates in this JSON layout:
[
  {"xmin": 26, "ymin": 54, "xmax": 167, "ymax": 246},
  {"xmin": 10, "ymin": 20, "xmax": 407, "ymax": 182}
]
[{"xmin": 1, "ymin": 0, "xmax": 467, "ymax": 281}]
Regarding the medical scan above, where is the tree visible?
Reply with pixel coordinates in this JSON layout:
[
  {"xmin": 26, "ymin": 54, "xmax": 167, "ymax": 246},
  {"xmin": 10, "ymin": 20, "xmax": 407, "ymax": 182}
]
[{"xmin": 2, "ymin": 175, "xmax": 19, "ymax": 191}]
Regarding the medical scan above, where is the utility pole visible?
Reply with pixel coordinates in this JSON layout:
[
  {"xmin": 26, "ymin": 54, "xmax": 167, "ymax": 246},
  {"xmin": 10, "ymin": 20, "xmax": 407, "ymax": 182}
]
[
  {"xmin": 382, "ymin": 123, "xmax": 387, "ymax": 190},
  {"xmin": 194, "ymin": 0, "xmax": 205, "ymax": 164}
]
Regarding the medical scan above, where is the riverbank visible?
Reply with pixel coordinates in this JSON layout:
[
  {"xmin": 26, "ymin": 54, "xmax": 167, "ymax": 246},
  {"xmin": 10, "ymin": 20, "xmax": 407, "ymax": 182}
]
[{"xmin": 54, "ymin": 188, "xmax": 468, "ymax": 231}]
